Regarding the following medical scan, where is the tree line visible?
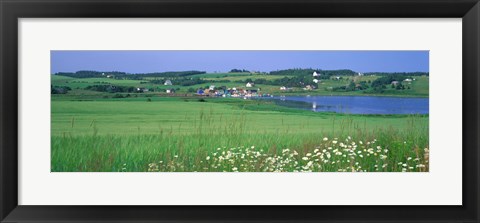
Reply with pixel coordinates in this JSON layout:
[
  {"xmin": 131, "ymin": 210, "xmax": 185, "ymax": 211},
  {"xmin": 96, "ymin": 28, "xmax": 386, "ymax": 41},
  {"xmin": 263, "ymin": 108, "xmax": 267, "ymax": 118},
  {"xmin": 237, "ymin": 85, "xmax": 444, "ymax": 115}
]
[{"xmin": 54, "ymin": 70, "xmax": 206, "ymax": 79}]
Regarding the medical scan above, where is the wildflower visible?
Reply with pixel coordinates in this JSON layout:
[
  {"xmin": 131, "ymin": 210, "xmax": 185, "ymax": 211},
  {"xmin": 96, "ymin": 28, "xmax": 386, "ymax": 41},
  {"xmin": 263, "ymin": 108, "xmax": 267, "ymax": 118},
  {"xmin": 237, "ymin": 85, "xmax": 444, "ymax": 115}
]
[
  {"xmin": 332, "ymin": 140, "xmax": 338, "ymax": 144},
  {"xmin": 302, "ymin": 157, "xmax": 309, "ymax": 161},
  {"xmin": 206, "ymin": 156, "xmax": 210, "ymax": 160},
  {"xmin": 306, "ymin": 153, "xmax": 312, "ymax": 157},
  {"xmin": 251, "ymin": 146, "xmax": 255, "ymax": 149},
  {"xmin": 232, "ymin": 167, "xmax": 238, "ymax": 171},
  {"xmin": 407, "ymin": 157, "xmax": 412, "ymax": 161},
  {"xmin": 323, "ymin": 137, "xmax": 328, "ymax": 141}
]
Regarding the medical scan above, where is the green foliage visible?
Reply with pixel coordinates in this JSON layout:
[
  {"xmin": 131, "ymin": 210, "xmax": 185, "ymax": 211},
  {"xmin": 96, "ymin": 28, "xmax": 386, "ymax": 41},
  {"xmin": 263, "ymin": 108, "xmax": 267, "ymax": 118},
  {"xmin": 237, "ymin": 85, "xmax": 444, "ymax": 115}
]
[
  {"xmin": 54, "ymin": 70, "xmax": 206, "ymax": 79},
  {"xmin": 51, "ymin": 85, "xmax": 72, "ymax": 94},
  {"xmin": 230, "ymin": 69, "xmax": 250, "ymax": 73}
]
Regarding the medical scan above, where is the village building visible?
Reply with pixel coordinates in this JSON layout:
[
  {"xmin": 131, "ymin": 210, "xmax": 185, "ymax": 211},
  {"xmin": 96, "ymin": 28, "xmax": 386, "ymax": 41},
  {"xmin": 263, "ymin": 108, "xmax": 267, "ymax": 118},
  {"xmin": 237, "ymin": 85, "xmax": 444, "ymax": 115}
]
[
  {"xmin": 280, "ymin": 86, "xmax": 287, "ymax": 90},
  {"xmin": 209, "ymin": 85, "xmax": 215, "ymax": 90},
  {"xmin": 197, "ymin": 89, "xmax": 204, "ymax": 95},
  {"xmin": 313, "ymin": 72, "xmax": 319, "ymax": 77},
  {"xmin": 246, "ymin": 82, "xmax": 255, "ymax": 87},
  {"xmin": 404, "ymin": 78, "xmax": 413, "ymax": 83},
  {"xmin": 358, "ymin": 72, "xmax": 364, "ymax": 76},
  {"xmin": 166, "ymin": 89, "xmax": 175, "ymax": 94},
  {"xmin": 391, "ymin": 81, "xmax": 399, "ymax": 86},
  {"xmin": 164, "ymin": 80, "xmax": 172, "ymax": 86},
  {"xmin": 304, "ymin": 85, "xmax": 314, "ymax": 90},
  {"xmin": 335, "ymin": 76, "xmax": 341, "ymax": 80},
  {"xmin": 313, "ymin": 79, "xmax": 319, "ymax": 83}
]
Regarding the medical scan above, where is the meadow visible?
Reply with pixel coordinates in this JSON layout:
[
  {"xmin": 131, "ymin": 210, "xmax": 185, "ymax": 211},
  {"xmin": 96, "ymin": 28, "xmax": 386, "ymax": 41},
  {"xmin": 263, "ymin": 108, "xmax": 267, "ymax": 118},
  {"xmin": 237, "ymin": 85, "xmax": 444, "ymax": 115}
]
[{"xmin": 51, "ymin": 97, "xmax": 429, "ymax": 172}]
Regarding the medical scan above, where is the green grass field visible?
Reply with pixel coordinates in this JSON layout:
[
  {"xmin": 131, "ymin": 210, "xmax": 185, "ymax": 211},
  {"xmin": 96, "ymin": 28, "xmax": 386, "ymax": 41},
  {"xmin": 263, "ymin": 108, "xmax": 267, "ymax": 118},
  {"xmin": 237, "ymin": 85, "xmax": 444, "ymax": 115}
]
[{"xmin": 51, "ymin": 97, "xmax": 429, "ymax": 172}]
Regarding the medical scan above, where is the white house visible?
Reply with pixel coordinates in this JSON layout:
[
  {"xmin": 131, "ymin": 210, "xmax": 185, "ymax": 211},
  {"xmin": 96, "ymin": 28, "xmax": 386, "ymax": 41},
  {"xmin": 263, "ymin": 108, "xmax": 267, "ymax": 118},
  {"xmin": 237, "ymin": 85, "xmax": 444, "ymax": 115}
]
[
  {"xmin": 303, "ymin": 85, "xmax": 313, "ymax": 90},
  {"xmin": 246, "ymin": 82, "xmax": 255, "ymax": 87},
  {"xmin": 358, "ymin": 72, "xmax": 364, "ymax": 76},
  {"xmin": 313, "ymin": 79, "xmax": 319, "ymax": 83},
  {"xmin": 404, "ymin": 78, "xmax": 413, "ymax": 82},
  {"xmin": 166, "ymin": 89, "xmax": 175, "ymax": 94},
  {"xmin": 164, "ymin": 80, "xmax": 172, "ymax": 85},
  {"xmin": 209, "ymin": 85, "xmax": 216, "ymax": 90},
  {"xmin": 313, "ymin": 72, "xmax": 319, "ymax": 77},
  {"xmin": 280, "ymin": 86, "xmax": 287, "ymax": 90}
]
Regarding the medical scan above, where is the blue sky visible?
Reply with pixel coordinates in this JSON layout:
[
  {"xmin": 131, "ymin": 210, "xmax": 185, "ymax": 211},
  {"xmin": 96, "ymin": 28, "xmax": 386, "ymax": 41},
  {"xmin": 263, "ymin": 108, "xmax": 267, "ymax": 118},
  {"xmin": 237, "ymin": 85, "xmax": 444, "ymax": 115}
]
[{"xmin": 51, "ymin": 50, "xmax": 429, "ymax": 74}]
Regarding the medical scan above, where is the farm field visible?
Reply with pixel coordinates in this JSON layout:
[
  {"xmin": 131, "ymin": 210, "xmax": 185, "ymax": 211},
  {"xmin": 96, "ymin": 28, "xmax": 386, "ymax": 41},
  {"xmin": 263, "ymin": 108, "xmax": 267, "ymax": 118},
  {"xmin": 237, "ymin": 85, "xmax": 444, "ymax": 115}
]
[
  {"xmin": 52, "ymin": 73, "xmax": 429, "ymax": 97},
  {"xmin": 51, "ymin": 96, "xmax": 429, "ymax": 172}
]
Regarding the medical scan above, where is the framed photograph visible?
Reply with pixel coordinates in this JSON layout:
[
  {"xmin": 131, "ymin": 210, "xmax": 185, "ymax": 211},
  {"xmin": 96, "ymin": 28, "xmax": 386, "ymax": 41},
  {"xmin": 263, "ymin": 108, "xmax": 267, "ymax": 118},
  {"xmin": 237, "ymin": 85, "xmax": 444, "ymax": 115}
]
[{"xmin": 1, "ymin": 0, "xmax": 479, "ymax": 222}]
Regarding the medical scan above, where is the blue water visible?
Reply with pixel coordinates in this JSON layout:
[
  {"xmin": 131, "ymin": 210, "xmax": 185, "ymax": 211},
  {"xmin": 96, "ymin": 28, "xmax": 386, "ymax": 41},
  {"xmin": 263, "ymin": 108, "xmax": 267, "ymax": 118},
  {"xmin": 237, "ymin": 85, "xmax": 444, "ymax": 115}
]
[{"xmin": 268, "ymin": 96, "xmax": 429, "ymax": 114}]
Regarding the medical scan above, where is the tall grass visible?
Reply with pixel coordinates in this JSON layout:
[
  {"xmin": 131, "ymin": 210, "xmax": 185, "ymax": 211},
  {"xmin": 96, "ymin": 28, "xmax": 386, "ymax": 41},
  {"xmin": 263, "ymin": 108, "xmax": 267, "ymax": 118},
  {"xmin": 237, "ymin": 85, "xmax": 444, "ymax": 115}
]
[{"xmin": 51, "ymin": 110, "xmax": 428, "ymax": 172}]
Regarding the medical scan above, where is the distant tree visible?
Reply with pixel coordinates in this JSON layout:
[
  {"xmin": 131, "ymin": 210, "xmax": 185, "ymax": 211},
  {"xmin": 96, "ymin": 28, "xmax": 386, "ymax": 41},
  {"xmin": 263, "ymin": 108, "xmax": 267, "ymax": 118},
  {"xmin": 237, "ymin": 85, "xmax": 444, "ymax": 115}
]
[{"xmin": 396, "ymin": 83, "xmax": 403, "ymax": 90}]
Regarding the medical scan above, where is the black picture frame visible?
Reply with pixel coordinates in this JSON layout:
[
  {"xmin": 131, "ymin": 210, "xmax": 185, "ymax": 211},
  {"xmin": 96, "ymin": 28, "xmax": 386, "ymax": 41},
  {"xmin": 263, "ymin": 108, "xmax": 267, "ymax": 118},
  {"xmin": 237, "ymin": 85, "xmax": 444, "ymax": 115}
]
[{"xmin": 1, "ymin": 0, "xmax": 479, "ymax": 222}]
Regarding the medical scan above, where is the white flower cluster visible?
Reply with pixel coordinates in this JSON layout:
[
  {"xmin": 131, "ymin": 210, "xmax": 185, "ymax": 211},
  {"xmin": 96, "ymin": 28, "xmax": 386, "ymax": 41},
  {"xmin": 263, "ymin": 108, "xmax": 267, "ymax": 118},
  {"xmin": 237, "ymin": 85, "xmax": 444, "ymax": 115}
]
[{"xmin": 145, "ymin": 137, "xmax": 429, "ymax": 172}]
